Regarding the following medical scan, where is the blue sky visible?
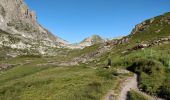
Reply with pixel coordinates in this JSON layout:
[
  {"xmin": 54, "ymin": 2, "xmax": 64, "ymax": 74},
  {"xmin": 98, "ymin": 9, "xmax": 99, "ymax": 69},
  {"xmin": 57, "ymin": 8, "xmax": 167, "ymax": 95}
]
[{"xmin": 25, "ymin": 0, "xmax": 170, "ymax": 43}]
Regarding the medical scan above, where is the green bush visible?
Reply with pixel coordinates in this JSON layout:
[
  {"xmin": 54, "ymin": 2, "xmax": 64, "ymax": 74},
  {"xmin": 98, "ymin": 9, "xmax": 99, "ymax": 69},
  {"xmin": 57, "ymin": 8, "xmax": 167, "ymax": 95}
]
[
  {"xmin": 127, "ymin": 90, "xmax": 149, "ymax": 100},
  {"xmin": 127, "ymin": 59, "xmax": 166, "ymax": 95},
  {"xmin": 158, "ymin": 70, "xmax": 170, "ymax": 99}
]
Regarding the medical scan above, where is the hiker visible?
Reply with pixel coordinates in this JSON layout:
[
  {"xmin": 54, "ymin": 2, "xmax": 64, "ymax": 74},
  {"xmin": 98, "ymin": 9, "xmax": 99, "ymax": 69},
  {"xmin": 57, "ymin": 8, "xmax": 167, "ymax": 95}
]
[
  {"xmin": 104, "ymin": 58, "xmax": 112, "ymax": 69},
  {"xmin": 108, "ymin": 58, "xmax": 112, "ymax": 68}
]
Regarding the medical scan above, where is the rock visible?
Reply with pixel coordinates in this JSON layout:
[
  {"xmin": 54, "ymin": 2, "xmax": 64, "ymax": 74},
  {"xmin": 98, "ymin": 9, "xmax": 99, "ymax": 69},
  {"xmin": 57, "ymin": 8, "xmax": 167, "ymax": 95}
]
[
  {"xmin": 121, "ymin": 51, "xmax": 128, "ymax": 54},
  {"xmin": 131, "ymin": 22, "xmax": 148, "ymax": 35},
  {"xmin": 0, "ymin": 64, "xmax": 11, "ymax": 70},
  {"xmin": 155, "ymin": 29, "xmax": 161, "ymax": 33}
]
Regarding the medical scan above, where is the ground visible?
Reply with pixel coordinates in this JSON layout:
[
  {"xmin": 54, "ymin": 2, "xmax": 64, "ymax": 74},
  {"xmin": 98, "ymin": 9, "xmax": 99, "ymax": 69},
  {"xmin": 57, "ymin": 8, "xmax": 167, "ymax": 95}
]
[{"xmin": 0, "ymin": 56, "xmax": 131, "ymax": 100}]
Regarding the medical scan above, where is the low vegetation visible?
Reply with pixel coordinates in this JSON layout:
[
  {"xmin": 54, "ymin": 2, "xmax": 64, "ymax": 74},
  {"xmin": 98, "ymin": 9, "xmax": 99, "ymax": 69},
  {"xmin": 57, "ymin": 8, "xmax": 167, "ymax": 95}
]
[
  {"xmin": 0, "ymin": 4, "xmax": 5, "ymax": 17},
  {"xmin": 0, "ymin": 56, "xmax": 126, "ymax": 100},
  {"xmin": 127, "ymin": 90, "xmax": 150, "ymax": 100},
  {"xmin": 127, "ymin": 59, "xmax": 165, "ymax": 95}
]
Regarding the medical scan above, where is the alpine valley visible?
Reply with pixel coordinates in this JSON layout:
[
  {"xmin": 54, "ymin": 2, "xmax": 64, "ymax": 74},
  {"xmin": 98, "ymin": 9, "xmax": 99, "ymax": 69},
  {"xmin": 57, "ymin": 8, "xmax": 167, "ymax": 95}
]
[{"xmin": 0, "ymin": 0, "xmax": 170, "ymax": 100}]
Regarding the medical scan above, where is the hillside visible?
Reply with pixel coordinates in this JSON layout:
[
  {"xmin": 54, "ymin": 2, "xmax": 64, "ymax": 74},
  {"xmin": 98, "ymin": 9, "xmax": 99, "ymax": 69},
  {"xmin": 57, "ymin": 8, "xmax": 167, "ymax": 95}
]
[
  {"xmin": 130, "ymin": 12, "xmax": 170, "ymax": 42},
  {"xmin": 108, "ymin": 12, "xmax": 170, "ymax": 100}
]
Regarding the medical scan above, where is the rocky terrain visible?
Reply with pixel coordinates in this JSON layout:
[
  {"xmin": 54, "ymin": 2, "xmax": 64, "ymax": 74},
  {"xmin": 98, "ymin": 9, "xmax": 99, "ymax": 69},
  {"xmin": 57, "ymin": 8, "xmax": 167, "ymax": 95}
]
[{"xmin": 0, "ymin": 0, "xmax": 70, "ymax": 56}]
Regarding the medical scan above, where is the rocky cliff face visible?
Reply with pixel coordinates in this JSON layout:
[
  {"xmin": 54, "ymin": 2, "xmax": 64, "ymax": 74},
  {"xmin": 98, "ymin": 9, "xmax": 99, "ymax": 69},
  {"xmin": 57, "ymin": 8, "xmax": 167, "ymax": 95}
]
[
  {"xmin": 0, "ymin": 0, "xmax": 69, "ymax": 56},
  {"xmin": 130, "ymin": 18, "xmax": 155, "ymax": 35}
]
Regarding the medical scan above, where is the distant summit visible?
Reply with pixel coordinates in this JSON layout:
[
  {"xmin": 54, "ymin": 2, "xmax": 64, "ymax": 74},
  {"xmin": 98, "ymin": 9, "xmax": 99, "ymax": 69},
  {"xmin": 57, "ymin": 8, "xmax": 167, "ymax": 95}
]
[{"xmin": 79, "ymin": 35, "xmax": 105, "ymax": 47}]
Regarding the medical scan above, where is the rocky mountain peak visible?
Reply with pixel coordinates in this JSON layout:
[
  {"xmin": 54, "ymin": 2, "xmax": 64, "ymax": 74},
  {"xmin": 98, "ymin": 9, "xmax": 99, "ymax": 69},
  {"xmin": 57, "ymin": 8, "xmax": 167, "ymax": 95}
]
[
  {"xmin": 0, "ymin": 0, "xmax": 70, "ymax": 56},
  {"xmin": 79, "ymin": 35, "xmax": 105, "ymax": 47}
]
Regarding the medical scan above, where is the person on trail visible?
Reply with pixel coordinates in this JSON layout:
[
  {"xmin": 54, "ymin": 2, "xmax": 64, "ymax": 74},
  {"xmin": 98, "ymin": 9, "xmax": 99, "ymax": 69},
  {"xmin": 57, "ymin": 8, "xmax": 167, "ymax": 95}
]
[{"xmin": 107, "ymin": 58, "xmax": 112, "ymax": 68}]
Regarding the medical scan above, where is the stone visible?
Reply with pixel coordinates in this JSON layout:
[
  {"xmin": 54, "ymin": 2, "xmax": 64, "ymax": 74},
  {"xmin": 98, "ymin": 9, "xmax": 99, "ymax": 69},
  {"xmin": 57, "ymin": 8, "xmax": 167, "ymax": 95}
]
[
  {"xmin": 168, "ymin": 22, "xmax": 170, "ymax": 25},
  {"xmin": 155, "ymin": 29, "xmax": 161, "ymax": 33},
  {"xmin": 30, "ymin": 11, "xmax": 36, "ymax": 21}
]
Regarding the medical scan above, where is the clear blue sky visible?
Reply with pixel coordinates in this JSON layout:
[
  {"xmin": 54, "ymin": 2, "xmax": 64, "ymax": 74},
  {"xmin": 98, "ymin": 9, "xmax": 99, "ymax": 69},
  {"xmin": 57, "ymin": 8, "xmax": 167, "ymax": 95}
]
[{"xmin": 25, "ymin": 0, "xmax": 170, "ymax": 43}]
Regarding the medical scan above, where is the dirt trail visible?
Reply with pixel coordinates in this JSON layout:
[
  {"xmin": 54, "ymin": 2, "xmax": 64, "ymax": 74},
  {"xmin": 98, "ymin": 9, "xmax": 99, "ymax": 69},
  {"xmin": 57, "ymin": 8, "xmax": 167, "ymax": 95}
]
[
  {"xmin": 118, "ymin": 74, "xmax": 138, "ymax": 100},
  {"xmin": 104, "ymin": 71, "xmax": 164, "ymax": 100}
]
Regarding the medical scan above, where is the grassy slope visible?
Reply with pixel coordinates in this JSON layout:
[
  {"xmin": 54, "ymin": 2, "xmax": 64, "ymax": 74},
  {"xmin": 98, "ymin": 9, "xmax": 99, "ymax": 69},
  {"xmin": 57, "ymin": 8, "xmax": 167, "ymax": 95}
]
[
  {"xmin": 130, "ymin": 12, "xmax": 170, "ymax": 43},
  {"xmin": 109, "ymin": 41, "xmax": 170, "ymax": 98},
  {"xmin": 0, "ymin": 55, "xmax": 128, "ymax": 100}
]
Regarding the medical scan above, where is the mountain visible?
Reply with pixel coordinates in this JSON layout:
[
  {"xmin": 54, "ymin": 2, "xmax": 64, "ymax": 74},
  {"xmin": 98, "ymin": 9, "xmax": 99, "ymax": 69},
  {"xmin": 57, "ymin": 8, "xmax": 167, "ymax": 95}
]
[
  {"xmin": 62, "ymin": 35, "xmax": 106, "ymax": 49},
  {"xmin": 0, "ymin": 0, "xmax": 69, "ymax": 56},
  {"xmin": 79, "ymin": 35, "xmax": 105, "ymax": 47},
  {"xmin": 129, "ymin": 12, "xmax": 170, "ymax": 42}
]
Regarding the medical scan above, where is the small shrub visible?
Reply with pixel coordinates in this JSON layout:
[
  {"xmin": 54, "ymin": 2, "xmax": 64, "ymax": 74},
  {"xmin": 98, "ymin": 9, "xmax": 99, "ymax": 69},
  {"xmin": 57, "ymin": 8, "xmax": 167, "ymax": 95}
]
[
  {"xmin": 127, "ymin": 90, "xmax": 149, "ymax": 100},
  {"xmin": 158, "ymin": 70, "xmax": 170, "ymax": 99},
  {"xmin": 0, "ymin": 5, "xmax": 5, "ymax": 17}
]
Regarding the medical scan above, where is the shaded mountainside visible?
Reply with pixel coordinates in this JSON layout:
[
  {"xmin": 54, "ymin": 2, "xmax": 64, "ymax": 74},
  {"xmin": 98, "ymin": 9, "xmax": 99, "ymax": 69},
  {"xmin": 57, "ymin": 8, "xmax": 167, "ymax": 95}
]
[{"xmin": 0, "ymin": 0, "xmax": 69, "ymax": 56}]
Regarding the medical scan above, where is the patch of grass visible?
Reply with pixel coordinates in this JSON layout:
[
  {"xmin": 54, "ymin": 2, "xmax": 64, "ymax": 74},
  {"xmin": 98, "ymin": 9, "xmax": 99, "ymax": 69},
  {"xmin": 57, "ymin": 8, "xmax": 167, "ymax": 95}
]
[
  {"xmin": 127, "ymin": 90, "xmax": 150, "ymax": 100},
  {"xmin": 158, "ymin": 69, "xmax": 170, "ymax": 99},
  {"xmin": 96, "ymin": 68, "xmax": 119, "ymax": 79},
  {"xmin": 0, "ymin": 59, "xmax": 119, "ymax": 100}
]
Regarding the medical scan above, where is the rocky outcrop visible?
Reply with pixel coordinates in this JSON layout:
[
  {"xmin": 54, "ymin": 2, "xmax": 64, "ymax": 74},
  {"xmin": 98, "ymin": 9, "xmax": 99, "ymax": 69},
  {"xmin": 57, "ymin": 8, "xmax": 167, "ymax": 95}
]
[
  {"xmin": 0, "ymin": 0, "xmax": 70, "ymax": 56},
  {"xmin": 130, "ymin": 18, "xmax": 155, "ymax": 35},
  {"xmin": 130, "ymin": 12, "xmax": 170, "ymax": 36},
  {"xmin": 112, "ymin": 37, "xmax": 129, "ymax": 45},
  {"xmin": 121, "ymin": 36, "xmax": 170, "ymax": 54}
]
